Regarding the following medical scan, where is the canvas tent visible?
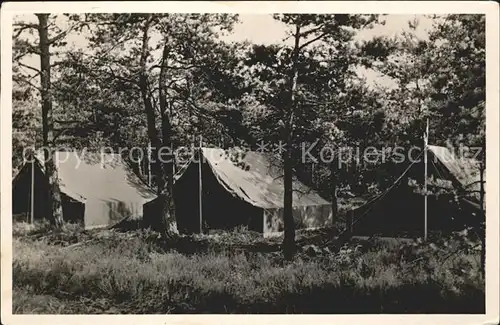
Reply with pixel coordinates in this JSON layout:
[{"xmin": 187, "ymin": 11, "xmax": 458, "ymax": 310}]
[
  {"xmin": 346, "ymin": 145, "xmax": 485, "ymax": 237},
  {"xmin": 172, "ymin": 147, "xmax": 333, "ymax": 235},
  {"xmin": 12, "ymin": 151, "xmax": 158, "ymax": 229}
]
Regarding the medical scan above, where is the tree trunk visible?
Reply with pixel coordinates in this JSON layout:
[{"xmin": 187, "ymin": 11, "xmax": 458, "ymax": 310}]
[
  {"xmin": 138, "ymin": 16, "xmax": 167, "ymax": 232},
  {"xmin": 283, "ymin": 148, "xmax": 295, "ymax": 260},
  {"xmin": 282, "ymin": 23, "xmax": 301, "ymax": 261},
  {"xmin": 479, "ymin": 143, "xmax": 485, "ymax": 278},
  {"xmin": 330, "ymin": 161, "xmax": 338, "ymax": 221},
  {"xmin": 37, "ymin": 14, "xmax": 63, "ymax": 227},
  {"xmin": 139, "ymin": 79, "xmax": 162, "ymax": 196},
  {"xmin": 131, "ymin": 151, "xmax": 141, "ymax": 176},
  {"xmin": 158, "ymin": 40, "xmax": 178, "ymax": 235},
  {"xmin": 351, "ymin": 147, "xmax": 360, "ymax": 194},
  {"xmin": 160, "ymin": 113, "xmax": 178, "ymax": 234},
  {"xmin": 146, "ymin": 142, "xmax": 152, "ymax": 186}
]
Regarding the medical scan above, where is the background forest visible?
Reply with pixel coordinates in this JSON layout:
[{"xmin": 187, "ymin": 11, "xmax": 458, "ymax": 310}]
[
  {"xmin": 12, "ymin": 13, "xmax": 485, "ymax": 195},
  {"xmin": 12, "ymin": 14, "xmax": 485, "ymax": 239}
]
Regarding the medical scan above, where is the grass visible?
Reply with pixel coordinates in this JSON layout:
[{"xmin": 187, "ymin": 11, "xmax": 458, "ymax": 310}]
[{"xmin": 12, "ymin": 222, "xmax": 485, "ymax": 314}]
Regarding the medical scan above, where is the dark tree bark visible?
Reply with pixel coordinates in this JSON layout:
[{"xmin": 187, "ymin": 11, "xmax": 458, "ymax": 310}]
[
  {"xmin": 330, "ymin": 161, "xmax": 339, "ymax": 221},
  {"xmin": 138, "ymin": 16, "xmax": 168, "ymax": 232},
  {"xmin": 138, "ymin": 17, "xmax": 161, "ymax": 190},
  {"xmin": 282, "ymin": 23, "xmax": 301, "ymax": 261},
  {"xmin": 36, "ymin": 14, "xmax": 63, "ymax": 227},
  {"xmin": 479, "ymin": 142, "xmax": 485, "ymax": 278},
  {"xmin": 138, "ymin": 16, "xmax": 178, "ymax": 234},
  {"xmin": 283, "ymin": 147, "xmax": 295, "ymax": 260},
  {"xmin": 158, "ymin": 39, "xmax": 178, "ymax": 235}
]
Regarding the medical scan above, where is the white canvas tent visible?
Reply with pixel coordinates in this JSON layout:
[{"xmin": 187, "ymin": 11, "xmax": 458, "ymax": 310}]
[{"xmin": 12, "ymin": 151, "xmax": 158, "ymax": 229}]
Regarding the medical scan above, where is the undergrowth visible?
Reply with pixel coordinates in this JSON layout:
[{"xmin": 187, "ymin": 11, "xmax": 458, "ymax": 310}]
[{"xmin": 12, "ymin": 222, "xmax": 485, "ymax": 314}]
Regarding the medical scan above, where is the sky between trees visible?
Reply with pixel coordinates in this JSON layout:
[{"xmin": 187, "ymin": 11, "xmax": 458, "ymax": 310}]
[{"xmin": 14, "ymin": 13, "xmax": 437, "ymax": 90}]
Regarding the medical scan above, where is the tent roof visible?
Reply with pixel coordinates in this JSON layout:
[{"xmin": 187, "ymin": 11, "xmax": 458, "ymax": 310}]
[
  {"xmin": 428, "ymin": 145, "xmax": 482, "ymax": 189},
  {"xmin": 427, "ymin": 145, "xmax": 483, "ymax": 201},
  {"xmin": 348, "ymin": 144, "xmax": 484, "ymax": 223},
  {"xmin": 34, "ymin": 151, "xmax": 157, "ymax": 204},
  {"xmin": 184, "ymin": 147, "xmax": 330, "ymax": 209}
]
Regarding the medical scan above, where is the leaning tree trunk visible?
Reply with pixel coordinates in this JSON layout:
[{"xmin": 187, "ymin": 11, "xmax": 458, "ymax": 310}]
[{"xmin": 37, "ymin": 13, "xmax": 63, "ymax": 227}]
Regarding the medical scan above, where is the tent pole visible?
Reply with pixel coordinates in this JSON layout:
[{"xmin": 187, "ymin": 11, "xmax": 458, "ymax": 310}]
[
  {"xmin": 199, "ymin": 136, "xmax": 203, "ymax": 234},
  {"xmin": 30, "ymin": 159, "xmax": 35, "ymax": 224},
  {"xmin": 424, "ymin": 117, "xmax": 429, "ymax": 241},
  {"xmin": 311, "ymin": 162, "xmax": 315, "ymax": 187},
  {"xmin": 147, "ymin": 141, "xmax": 152, "ymax": 186},
  {"xmin": 171, "ymin": 143, "xmax": 175, "ymax": 176}
]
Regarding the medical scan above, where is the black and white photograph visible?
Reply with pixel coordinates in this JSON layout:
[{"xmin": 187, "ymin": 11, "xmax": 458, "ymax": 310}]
[{"xmin": 1, "ymin": 1, "xmax": 499, "ymax": 322}]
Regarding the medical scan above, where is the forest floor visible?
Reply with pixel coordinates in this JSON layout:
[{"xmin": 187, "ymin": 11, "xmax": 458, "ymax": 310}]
[{"xmin": 12, "ymin": 222, "xmax": 484, "ymax": 314}]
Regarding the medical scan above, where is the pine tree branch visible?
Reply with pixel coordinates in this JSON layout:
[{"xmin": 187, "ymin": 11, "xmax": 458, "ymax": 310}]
[
  {"xmin": 13, "ymin": 23, "xmax": 39, "ymax": 28},
  {"xmin": 88, "ymin": 34, "xmax": 136, "ymax": 67},
  {"xmin": 54, "ymin": 119, "xmax": 81, "ymax": 124},
  {"xmin": 182, "ymin": 96, "xmax": 233, "ymax": 140},
  {"xmin": 13, "ymin": 39, "xmax": 41, "ymax": 59},
  {"xmin": 299, "ymin": 23, "xmax": 326, "ymax": 39},
  {"xmin": 53, "ymin": 127, "xmax": 73, "ymax": 142},
  {"xmin": 150, "ymin": 63, "xmax": 202, "ymax": 71},
  {"xmin": 293, "ymin": 187, "xmax": 314, "ymax": 197},
  {"xmin": 101, "ymin": 65, "xmax": 140, "ymax": 87},
  {"xmin": 13, "ymin": 75, "xmax": 41, "ymax": 91},
  {"xmin": 17, "ymin": 61, "xmax": 41, "ymax": 74},
  {"xmin": 299, "ymin": 32, "xmax": 328, "ymax": 51},
  {"xmin": 47, "ymin": 24, "xmax": 77, "ymax": 46},
  {"xmin": 13, "ymin": 23, "xmax": 38, "ymax": 39},
  {"xmin": 466, "ymin": 189, "xmax": 486, "ymax": 194}
]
